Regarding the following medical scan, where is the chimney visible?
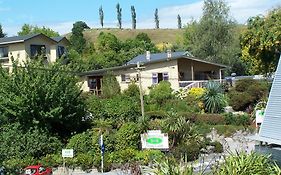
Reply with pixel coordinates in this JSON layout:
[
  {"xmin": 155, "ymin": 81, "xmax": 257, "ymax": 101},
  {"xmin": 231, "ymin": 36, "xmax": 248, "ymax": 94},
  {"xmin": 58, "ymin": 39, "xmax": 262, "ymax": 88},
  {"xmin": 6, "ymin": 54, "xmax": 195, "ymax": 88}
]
[
  {"xmin": 167, "ymin": 49, "xmax": 172, "ymax": 58},
  {"xmin": 146, "ymin": 51, "xmax": 151, "ymax": 61}
]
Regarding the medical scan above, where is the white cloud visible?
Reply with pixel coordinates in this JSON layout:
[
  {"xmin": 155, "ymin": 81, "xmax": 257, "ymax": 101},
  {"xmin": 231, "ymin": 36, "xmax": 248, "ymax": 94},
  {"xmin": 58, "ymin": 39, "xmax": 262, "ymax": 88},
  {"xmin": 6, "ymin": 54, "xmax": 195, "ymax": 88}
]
[{"xmin": 154, "ymin": 0, "xmax": 281, "ymax": 28}]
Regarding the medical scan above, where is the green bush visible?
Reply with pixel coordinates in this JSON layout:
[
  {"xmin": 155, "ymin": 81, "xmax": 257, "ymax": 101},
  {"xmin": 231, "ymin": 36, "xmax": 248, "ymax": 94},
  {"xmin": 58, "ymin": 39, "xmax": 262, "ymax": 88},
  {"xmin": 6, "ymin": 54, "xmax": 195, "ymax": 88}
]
[
  {"xmin": 224, "ymin": 113, "xmax": 250, "ymax": 126},
  {"xmin": 149, "ymin": 81, "xmax": 174, "ymax": 106},
  {"xmin": 195, "ymin": 114, "xmax": 225, "ymax": 125},
  {"xmin": 172, "ymin": 141, "xmax": 201, "ymax": 162},
  {"xmin": 66, "ymin": 130, "xmax": 95, "ymax": 154},
  {"xmin": 210, "ymin": 141, "xmax": 223, "ymax": 153},
  {"xmin": 135, "ymin": 150, "xmax": 164, "ymax": 165},
  {"xmin": 101, "ymin": 73, "xmax": 121, "ymax": 98},
  {"xmin": 115, "ymin": 122, "xmax": 141, "ymax": 150},
  {"xmin": 229, "ymin": 79, "xmax": 269, "ymax": 111},
  {"xmin": 123, "ymin": 83, "xmax": 140, "ymax": 98}
]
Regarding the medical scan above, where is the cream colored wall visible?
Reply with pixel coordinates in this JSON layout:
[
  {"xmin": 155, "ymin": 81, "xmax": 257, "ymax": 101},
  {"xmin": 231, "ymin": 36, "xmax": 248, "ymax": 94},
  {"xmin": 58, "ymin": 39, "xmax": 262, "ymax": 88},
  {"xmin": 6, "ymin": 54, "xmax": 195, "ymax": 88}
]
[
  {"xmin": 80, "ymin": 77, "xmax": 90, "ymax": 92},
  {"xmin": 1, "ymin": 43, "xmax": 26, "ymax": 68},
  {"xmin": 24, "ymin": 36, "xmax": 57, "ymax": 62},
  {"xmin": 114, "ymin": 60, "xmax": 179, "ymax": 92}
]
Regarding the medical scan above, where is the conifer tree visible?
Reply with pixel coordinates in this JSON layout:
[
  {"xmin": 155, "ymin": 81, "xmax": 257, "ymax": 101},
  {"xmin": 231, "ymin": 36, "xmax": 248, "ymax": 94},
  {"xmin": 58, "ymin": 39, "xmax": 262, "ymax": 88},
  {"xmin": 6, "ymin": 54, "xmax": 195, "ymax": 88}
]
[{"xmin": 0, "ymin": 24, "xmax": 6, "ymax": 38}]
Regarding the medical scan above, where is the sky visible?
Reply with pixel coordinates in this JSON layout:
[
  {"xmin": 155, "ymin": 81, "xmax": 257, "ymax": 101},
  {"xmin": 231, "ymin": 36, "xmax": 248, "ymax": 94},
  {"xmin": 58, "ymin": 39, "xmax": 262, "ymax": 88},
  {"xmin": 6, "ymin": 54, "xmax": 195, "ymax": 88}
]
[{"xmin": 0, "ymin": 0, "xmax": 280, "ymax": 36}]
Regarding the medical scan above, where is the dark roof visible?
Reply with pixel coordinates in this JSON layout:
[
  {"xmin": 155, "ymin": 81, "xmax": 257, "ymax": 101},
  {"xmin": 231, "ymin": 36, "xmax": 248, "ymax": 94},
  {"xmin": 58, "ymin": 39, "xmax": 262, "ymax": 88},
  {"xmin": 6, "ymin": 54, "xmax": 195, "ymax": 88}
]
[
  {"xmin": 127, "ymin": 51, "xmax": 227, "ymax": 68},
  {"xmin": 51, "ymin": 36, "xmax": 65, "ymax": 42},
  {"xmin": 0, "ymin": 33, "xmax": 66, "ymax": 45},
  {"xmin": 0, "ymin": 33, "xmax": 41, "ymax": 45}
]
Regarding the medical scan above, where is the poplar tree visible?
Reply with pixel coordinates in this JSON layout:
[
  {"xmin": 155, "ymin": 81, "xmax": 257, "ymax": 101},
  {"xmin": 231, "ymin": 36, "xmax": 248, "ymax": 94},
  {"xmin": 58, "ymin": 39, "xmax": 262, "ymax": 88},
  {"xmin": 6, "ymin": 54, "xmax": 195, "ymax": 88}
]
[
  {"xmin": 177, "ymin": 14, "xmax": 182, "ymax": 29},
  {"xmin": 131, "ymin": 6, "xmax": 136, "ymax": 29},
  {"xmin": 154, "ymin": 8, "xmax": 159, "ymax": 29},
  {"xmin": 116, "ymin": 3, "xmax": 122, "ymax": 29},
  {"xmin": 99, "ymin": 6, "xmax": 104, "ymax": 28}
]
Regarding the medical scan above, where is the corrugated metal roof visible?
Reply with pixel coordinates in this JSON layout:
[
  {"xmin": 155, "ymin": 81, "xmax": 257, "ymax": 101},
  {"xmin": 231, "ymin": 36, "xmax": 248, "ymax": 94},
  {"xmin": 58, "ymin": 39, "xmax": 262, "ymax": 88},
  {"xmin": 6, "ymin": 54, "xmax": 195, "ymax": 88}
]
[
  {"xmin": 127, "ymin": 51, "xmax": 186, "ymax": 64},
  {"xmin": 126, "ymin": 51, "xmax": 227, "ymax": 68},
  {"xmin": 259, "ymin": 55, "xmax": 281, "ymax": 145}
]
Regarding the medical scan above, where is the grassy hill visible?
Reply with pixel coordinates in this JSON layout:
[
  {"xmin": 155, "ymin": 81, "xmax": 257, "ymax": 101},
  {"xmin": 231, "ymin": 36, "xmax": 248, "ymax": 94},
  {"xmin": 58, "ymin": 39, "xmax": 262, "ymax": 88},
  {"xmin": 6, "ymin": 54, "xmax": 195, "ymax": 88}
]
[{"xmin": 82, "ymin": 28, "xmax": 185, "ymax": 44}]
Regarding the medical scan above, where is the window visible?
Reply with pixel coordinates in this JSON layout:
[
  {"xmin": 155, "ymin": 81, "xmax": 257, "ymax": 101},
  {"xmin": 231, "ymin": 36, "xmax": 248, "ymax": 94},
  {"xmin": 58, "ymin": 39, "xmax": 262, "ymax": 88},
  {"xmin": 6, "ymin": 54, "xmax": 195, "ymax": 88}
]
[
  {"xmin": 57, "ymin": 46, "xmax": 65, "ymax": 57},
  {"xmin": 152, "ymin": 72, "xmax": 169, "ymax": 84},
  {"xmin": 121, "ymin": 74, "xmax": 130, "ymax": 83},
  {"xmin": 163, "ymin": 72, "xmax": 169, "ymax": 81},
  {"xmin": 30, "ymin": 45, "xmax": 46, "ymax": 57},
  {"xmin": 39, "ymin": 167, "xmax": 46, "ymax": 173},
  {"xmin": 0, "ymin": 47, "xmax": 8, "ymax": 58}
]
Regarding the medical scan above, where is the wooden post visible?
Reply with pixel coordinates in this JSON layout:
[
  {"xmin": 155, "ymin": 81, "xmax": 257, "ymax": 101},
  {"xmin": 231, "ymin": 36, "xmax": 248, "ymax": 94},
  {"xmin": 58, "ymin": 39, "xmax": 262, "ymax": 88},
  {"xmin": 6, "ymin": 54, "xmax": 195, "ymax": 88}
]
[
  {"xmin": 191, "ymin": 62, "xmax": 194, "ymax": 81},
  {"xmin": 219, "ymin": 69, "xmax": 222, "ymax": 83},
  {"xmin": 136, "ymin": 62, "xmax": 145, "ymax": 118}
]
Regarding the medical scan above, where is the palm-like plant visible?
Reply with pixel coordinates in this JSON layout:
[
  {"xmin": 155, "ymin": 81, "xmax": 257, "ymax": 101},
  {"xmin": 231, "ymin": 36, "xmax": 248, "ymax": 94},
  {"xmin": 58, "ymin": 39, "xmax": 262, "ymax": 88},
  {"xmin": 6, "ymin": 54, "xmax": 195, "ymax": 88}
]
[
  {"xmin": 215, "ymin": 151, "xmax": 281, "ymax": 175},
  {"xmin": 202, "ymin": 81, "xmax": 227, "ymax": 113}
]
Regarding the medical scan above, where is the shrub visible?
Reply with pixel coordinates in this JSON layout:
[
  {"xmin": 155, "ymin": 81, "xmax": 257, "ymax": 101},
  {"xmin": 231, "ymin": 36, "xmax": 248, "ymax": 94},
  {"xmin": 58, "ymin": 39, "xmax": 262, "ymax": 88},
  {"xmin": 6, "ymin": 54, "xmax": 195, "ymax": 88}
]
[
  {"xmin": 135, "ymin": 150, "xmax": 164, "ymax": 165},
  {"xmin": 195, "ymin": 114, "xmax": 225, "ymax": 125},
  {"xmin": 66, "ymin": 130, "xmax": 94, "ymax": 154},
  {"xmin": 188, "ymin": 87, "xmax": 205, "ymax": 99},
  {"xmin": 224, "ymin": 113, "xmax": 251, "ymax": 126},
  {"xmin": 210, "ymin": 141, "xmax": 223, "ymax": 153},
  {"xmin": 123, "ymin": 82, "xmax": 140, "ymax": 98},
  {"xmin": 172, "ymin": 141, "xmax": 201, "ymax": 162},
  {"xmin": 228, "ymin": 79, "xmax": 269, "ymax": 111},
  {"xmin": 228, "ymin": 91, "xmax": 253, "ymax": 111},
  {"xmin": 101, "ymin": 73, "xmax": 121, "ymax": 98},
  {"xmin": 115, "ymin": 122, "xmax": 141, "ymax": 150},
  {"xmin": 149, "ymin": 81, "xmax": 174, "ymax": 106},
  {"xmin": 235, "ymin": 79, "xmax": 257, "ymax": 92}
]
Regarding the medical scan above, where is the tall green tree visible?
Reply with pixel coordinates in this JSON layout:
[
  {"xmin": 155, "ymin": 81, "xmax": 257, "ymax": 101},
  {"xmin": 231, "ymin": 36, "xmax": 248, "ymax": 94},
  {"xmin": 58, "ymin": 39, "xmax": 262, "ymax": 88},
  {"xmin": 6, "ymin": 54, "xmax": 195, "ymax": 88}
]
[
  {"xmin": 241, "ymin": 8, "xmax": 281, "ymax": 75},
  {"xmin": 183, "ymin": 0, "xmax": 237, "ymax": 65},
  {"xmin": 177, "ymin": 14, "xmax": 182, "ymax": 29},
  {"xmin": 99, "ymin": 6, "xmax": 104, "ymax": 28},
  {"xmin": 116, "ymin": 3, "xmax": 122, "ymax": 29},
  {"xmin": 0, "ymin": 24, "xmax": 6, "ymax": 38},
  {"xmin": 131, "ymin": 6, "xmax": 136, "ymax": 29},
  {"xmin": 18, "ymin": 24, "xmax": 59, "ymax": 37},
  {"xmin": 154, "ymin": 8, "xmax": 160, "ymax": 29},
  {"xmin": 0, "ymin": 60, "xmax": 88, "ymax": 138},
  {"xmin": 70, "ymin": 21, "xmax": 90, "ymax": 54}
]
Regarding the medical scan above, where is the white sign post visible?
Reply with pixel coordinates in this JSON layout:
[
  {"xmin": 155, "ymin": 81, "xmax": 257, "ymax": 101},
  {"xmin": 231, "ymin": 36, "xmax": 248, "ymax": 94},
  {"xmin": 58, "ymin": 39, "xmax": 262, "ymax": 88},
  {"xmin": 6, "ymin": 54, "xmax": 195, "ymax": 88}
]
[
  {"xmin": 256, "ymin": 110, "xmax": 265, "ymax": 127},
  {"xmin": 62, "ymin": 149, "xmax": 74, "ymax": 174},
  {"xmin": 141, "ymin": 130, "xmax": 169, "ymax": 150}
]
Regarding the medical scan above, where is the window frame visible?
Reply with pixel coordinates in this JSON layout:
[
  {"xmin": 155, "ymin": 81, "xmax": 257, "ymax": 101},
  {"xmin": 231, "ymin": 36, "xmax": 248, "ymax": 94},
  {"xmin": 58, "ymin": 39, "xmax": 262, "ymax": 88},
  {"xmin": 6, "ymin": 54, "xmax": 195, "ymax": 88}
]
[{"xmin": 0, "ymin": 46, "xmax": 8, "ymax": 58}]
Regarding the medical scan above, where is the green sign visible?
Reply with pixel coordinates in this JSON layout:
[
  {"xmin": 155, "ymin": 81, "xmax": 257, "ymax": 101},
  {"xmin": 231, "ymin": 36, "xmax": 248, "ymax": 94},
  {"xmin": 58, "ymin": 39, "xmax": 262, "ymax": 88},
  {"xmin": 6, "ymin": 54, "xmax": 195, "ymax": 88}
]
[{"xmin": 146, "ymin": 137, "xmax": 163, "ymax": 144}]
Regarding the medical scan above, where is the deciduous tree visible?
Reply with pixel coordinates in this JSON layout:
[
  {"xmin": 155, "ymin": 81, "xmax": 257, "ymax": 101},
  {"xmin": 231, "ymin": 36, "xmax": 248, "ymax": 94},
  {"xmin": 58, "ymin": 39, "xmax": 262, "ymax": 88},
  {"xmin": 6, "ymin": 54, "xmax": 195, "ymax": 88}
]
[
  {"xmin": 18, "ymin": 24, "xmax": 59, "ymax": 37},
  {"xmin": 183, "ymin": 0, "xmax": 237, "ymax": 65},
  {"xmin": 241, "ymin": 8, "xmax": 281, "ymax": 75},
  {"xmin": 70, "ymin": 21, "xmax": 90, "ymax": 54},
  {"xmin": 0, "ymin": 60, "xmax": 88, "ymax": 138}
]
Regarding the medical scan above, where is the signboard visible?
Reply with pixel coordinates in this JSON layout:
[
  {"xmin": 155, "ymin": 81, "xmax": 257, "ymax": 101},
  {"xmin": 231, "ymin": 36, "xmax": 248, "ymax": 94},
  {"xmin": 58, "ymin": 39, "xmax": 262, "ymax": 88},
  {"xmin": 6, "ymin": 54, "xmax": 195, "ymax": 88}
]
[
  {"xmin": 256, "ymin": 110, "xmax": 265, "ymax": 127},
  {"xmin": 141, "ymin": 130, "xmax": 169, "ymax": 149},
  {"xmin": 62, "ymin": 149, "xmax": 74, "ymax": 158}
]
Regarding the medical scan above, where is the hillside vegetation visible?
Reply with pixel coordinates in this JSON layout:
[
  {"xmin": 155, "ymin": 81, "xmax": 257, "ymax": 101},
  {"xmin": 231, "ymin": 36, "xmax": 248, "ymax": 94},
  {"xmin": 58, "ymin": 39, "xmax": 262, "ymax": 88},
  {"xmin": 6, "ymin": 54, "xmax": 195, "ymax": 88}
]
[{"xmin": 82, "ymin": 28, "xmax": 185, "ymax": 44}]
